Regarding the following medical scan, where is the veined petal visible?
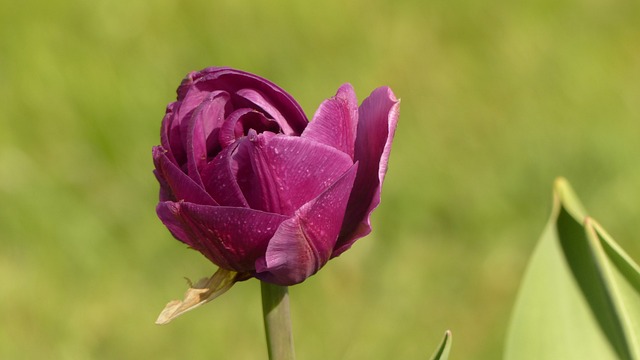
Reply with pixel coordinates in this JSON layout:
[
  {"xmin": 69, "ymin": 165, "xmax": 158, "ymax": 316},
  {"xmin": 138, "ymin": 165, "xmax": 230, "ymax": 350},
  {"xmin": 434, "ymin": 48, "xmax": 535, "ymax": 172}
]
[
  {"xmin": 267, "ymin": 136, "xmax": 354, "ymax": 215},
  {"xmin": 153, "ymin": 146, "xmax": 217, "ymax": 206},
  {"xmin": 334, "ymin": 87, "xmax": 400, "ymax": 256},
  {"xmin": 157, "ymin": 201, "xmax": 288, "ymax": 272},
  {"xmin": 302, "ymin": 83, "xmax": 358, "ymax": 159},
  {"xmin": 255, "ymin": 164, "xmax": 358, "ymax": 285},
  {"xmin": 231, "ymin": 134, "xmax": 354, "ymax": 216}
]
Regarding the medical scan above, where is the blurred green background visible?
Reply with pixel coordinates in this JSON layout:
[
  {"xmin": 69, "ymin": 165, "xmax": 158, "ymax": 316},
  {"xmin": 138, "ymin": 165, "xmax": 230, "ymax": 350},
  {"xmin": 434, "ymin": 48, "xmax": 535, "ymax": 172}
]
[{"xmin": 1, "ymin": 0, "xmax": 639, "ymax": 358}]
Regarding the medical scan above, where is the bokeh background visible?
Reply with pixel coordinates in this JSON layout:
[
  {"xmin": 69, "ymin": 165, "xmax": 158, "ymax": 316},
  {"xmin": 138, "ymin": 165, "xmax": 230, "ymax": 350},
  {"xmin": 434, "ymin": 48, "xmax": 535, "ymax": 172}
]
[{"xmin": 1, "ymin": 0, "xmax": 639, "ymax": 358}]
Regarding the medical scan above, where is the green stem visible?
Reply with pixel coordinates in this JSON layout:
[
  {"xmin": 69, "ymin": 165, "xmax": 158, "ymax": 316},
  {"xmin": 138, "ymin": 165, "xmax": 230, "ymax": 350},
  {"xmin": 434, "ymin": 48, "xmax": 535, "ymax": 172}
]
[{"xmin": 261, "ymin": 281, "xmax": 295, "ymax": 360}]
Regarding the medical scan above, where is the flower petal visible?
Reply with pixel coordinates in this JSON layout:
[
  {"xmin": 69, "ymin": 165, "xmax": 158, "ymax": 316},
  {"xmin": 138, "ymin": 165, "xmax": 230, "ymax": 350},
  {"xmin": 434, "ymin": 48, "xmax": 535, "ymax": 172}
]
[
  {"xmin": 302, "ymin": 83, "xmax": 358, "ymax": 159},
  {"xmin": 160, "ymin": 102, "xmax": 185, "ymax": 166},
  {"xmin": 153, "ymin": 146, "xmax": 217, "ymax": 206},
  {"xmin": 228, "ymin": 134, "xmax": 354, "ymax": 216},
  {"xmin": 254, "ymin": 163, "xmax": 358, "ymax": 285},
  {"xmin": 218, "ymin": 109, "xmax": 279, "ymax": 148},
  {"xmin": 157, "ymin": 201, "xmax": 288, "ymax": 272},
  {"xmin": 229, "ymin": 132, "xmax": 283, "ymax": 213},
  {"xmin": 153, "ymin": 169, "xmax": 174, "ymax": 202},
  {"xmin": 234, "ymin": 88, "xmax": 297, "ymax": 135},
  {"xmin": 191, "ymin": 67, "xmax": 309, "ymax": 135},
  {"xmin": 185, "ymin": 91, "xmax": 230, "ymax": 184},
  {"xmin": 334, "ymin": 87, "xmax": 400, "ymax": 256},
  {"xmin": 199, "ymin": 142, "xmax": 250, "ymax": 208}
]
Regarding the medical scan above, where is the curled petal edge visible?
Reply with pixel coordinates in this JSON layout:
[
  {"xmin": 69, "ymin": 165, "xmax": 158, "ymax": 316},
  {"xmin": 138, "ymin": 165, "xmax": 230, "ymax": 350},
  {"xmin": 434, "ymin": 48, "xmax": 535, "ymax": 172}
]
[
  {"xmin": 334, "ymin": 86, "xmax": 400, "ymax": 256},
  {"xmin": 302, "ymin": 83, "xmax": 358, "ymax": 159}
]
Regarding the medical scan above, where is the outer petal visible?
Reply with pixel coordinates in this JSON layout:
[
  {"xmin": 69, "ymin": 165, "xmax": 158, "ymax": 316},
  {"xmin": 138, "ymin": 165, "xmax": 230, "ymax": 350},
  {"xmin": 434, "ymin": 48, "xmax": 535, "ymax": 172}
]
[
  {"xmin": 153, "ymin": 146, "xmax": 217, "ymax": 206},
  {"xmin": 333, "ymin": 87, "xmax": 400, "ymax": 257},
  {"xmin": 153, "ymin": 169, "xmax": 174, "ymax": 202},
  {"xmin": 254, "ymin": 163, "xmax": 358, "ymax": 285},
  {"xmin": 229, "ymin": 134, "xmax": 354, "ymax": 216},
  {"xmin": 191, "ymin": 67, "xmax": 309, "ymax": 135},
  {"xmin": 302, "ymin": 83, "xmax": 358, "ymax": 159},
  {"xmin": 157, "ymin": 201, "xmax": 288, "ymax": 272},
  {"xmin": 160, "ymin": 102, "xmax": 183, "ymax": 166}
]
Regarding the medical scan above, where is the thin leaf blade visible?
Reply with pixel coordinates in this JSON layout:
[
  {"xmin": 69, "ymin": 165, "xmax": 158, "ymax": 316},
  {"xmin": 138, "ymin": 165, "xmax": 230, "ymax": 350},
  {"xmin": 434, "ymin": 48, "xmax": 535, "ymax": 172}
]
[{"xmin": 429, "ymin": 331, "xmax": 452, "ymax": 360}]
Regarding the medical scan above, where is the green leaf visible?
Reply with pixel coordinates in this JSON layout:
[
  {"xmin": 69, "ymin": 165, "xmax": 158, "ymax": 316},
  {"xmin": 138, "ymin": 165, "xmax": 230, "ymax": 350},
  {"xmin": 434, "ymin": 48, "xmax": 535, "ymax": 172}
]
[
  {"xmin": 504, "ymin": 178, "xmax": 640, "ymax": 360},
  {"xmin": 429, "ymin": 331, "xmax": 452, "ymax": 360}
]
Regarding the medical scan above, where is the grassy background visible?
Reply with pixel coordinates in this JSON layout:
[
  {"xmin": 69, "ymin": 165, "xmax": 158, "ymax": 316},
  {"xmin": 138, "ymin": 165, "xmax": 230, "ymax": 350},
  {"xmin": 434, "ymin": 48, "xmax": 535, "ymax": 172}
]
[{"xmin": 1, "ymin": 0, "xmax": 639, "ymax": 358}]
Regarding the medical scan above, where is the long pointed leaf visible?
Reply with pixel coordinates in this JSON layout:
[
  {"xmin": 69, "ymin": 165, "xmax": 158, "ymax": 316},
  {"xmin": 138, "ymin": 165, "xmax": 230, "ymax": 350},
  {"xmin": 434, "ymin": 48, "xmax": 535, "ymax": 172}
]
[
  {"xmin": 504, "ymin": 178, "xmax": 640, "ymax": 360},
  {"xmin": 429, "ymin": 331, "xmax": 452, "ymax": 360}
]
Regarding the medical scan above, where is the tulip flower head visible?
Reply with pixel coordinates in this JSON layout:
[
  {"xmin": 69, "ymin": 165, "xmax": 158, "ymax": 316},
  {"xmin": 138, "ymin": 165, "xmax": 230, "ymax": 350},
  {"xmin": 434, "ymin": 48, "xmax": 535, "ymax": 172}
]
[{"xmin": 154, "ymin": 67, "xmax": 399, "ymax": 286}]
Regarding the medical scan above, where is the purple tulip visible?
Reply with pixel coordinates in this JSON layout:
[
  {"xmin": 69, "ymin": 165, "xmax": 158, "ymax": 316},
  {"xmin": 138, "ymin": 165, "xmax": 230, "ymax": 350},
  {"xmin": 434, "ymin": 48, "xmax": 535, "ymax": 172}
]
[{"xmin": 153, "ymin": 67, "xmax": 399, "ymax": 286}]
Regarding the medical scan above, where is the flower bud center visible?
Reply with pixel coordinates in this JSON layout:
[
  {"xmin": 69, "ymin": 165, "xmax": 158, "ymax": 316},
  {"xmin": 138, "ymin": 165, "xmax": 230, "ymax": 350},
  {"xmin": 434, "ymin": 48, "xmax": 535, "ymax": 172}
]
[{"xmin": 219, "ymin": 109, "xmax": 281, "ymax": 149}]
